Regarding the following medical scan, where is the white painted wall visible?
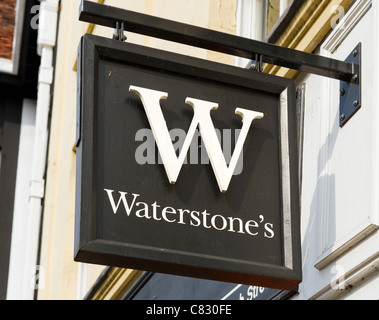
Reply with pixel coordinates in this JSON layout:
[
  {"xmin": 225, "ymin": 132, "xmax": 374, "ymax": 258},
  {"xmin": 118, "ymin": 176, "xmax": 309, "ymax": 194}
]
[
  {"xmin": 6, "ymin": 99, "xmax": 36, "ymax": 299},
  {"xmin": 236, "ymin": 0, "xmax": 379, "ymax": 299},
  {"xmin": 6, "ymin": 0, "xmax": 60, "ymax": 300},
  {"xmin": 294, "ymin": 0, "xmax": 379, "ymax": 299}
]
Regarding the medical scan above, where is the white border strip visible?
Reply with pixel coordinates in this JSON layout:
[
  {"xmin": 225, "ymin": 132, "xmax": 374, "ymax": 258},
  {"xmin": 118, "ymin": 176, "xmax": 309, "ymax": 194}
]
[{"xmin": 280, "ymin": 89, "xmax": 293, "ymax": 270}]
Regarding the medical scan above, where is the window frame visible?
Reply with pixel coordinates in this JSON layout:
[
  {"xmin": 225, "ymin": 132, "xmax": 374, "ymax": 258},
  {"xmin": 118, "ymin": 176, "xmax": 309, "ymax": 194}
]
[{"xmin": 265, "ymin": 0, "xmax": 305, "ymax": 43}]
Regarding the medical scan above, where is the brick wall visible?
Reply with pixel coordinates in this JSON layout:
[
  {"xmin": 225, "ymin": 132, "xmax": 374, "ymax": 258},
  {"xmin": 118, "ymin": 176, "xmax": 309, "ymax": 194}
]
[{"xmin": 0, "ymin": 0, "xmax": 17, "ymax": 60}]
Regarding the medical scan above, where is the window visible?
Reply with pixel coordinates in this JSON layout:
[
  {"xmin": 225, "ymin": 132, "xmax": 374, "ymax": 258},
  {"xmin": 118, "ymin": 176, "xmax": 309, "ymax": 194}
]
[
  {"xmin": 236, "ymin": 0, "xmax": 292, "ymax": 40},
  {"xmin": 266, "ymin": 0, "xmax": 291, "ymax": 36},
  {"xmin": 235, "ymin": 0, "xmax": 298, "ymax": 67},
  {"xmin": 236, "ymin": 0, "xmax": 305, "ymax": 44}
]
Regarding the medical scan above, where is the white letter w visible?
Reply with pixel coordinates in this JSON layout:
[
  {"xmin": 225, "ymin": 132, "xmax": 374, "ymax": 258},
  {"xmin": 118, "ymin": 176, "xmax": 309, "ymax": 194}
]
[
  {"xmin": 104, "ymin": 189, "xmax": 139, "ymax": 215},
  {"xmin": 129, "ymin": 86, "xmax": 263, "ymax": 193}
]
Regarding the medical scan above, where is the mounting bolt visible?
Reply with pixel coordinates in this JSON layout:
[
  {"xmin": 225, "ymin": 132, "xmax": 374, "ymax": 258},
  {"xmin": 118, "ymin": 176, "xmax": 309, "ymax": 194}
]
[
  {"xmin": 340, "ymin": 114, "xmax": 346, "ymax": 121},
  {"xmin": 352, "ymin": 74, "xmax": 358, "ymax": 82},
  {"xmin": 353, "ymin": 49, "xmax": 358, "ymax": 57},
  {"xmin": 353, "ymin": 100, "xmax": 359, "ymax": 107},
  {"xmin": 340, "ymin": 89, "xmax": 345, "ymax": 96}
]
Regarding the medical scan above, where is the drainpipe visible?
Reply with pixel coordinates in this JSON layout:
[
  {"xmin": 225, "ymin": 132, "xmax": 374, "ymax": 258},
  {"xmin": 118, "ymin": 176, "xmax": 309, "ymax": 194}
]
[{"xmin": 23, "ymin": 0, "xmax": 59, "ymax": 300}]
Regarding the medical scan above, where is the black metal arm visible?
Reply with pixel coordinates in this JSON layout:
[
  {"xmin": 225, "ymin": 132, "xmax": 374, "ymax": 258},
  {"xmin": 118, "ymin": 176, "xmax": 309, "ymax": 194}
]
[{"xmin": 79, "ymin": 0, "xmax": 356, "ymax": 82}]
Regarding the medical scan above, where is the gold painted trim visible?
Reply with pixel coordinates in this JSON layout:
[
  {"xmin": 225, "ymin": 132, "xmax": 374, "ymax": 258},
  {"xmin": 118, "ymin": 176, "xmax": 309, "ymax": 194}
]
[
  {"xmin": 91, "ymin": 268, "xmax": 139, "ymax": 300},
  {"xmin": 264, "ymin": 0, "xmax": 354, "ymax": 78}
]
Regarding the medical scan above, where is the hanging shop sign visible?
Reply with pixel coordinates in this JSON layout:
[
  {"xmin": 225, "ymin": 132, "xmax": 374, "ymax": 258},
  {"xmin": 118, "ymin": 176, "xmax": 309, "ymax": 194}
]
[{"xmin": 74, "ymin": 33, "xmax": 302, "ymax": 290}]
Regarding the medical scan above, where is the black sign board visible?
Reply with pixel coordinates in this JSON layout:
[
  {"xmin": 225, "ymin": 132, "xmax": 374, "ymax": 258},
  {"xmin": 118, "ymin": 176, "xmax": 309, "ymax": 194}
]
[{"xmin": 75, "ymin": 34, "xmax": 301, "ymax": 290}]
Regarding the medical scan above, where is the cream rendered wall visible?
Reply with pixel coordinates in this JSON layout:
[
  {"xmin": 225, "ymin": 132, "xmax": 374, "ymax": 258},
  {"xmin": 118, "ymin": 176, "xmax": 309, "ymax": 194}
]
[
  {"xmin": 38, "ymin": 0, "xmax": 236, "ymax": 300},
  {"xmin": 94, "ymin": 0, "xmax": 236, "ymax": 64},
  {"xmin": 38, "ymin": 0, "xmax": 88, "ymax": 300}
]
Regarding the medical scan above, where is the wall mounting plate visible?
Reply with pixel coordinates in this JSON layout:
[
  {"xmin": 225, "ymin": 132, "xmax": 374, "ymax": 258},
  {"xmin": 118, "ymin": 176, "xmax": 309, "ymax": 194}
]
[{"xmin": 339, "ymin": 43, "xmax": 361, "ymax": 128}]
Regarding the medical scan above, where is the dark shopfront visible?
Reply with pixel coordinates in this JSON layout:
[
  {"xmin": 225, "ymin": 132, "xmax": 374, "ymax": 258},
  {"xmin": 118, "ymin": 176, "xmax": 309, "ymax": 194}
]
[{"xmin": 0, "ymin": 0, "xmax": 40, "ymax": 300}]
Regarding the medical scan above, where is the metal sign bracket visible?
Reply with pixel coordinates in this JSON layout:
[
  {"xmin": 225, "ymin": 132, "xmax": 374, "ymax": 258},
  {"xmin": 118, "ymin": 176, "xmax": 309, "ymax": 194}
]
[
  {"xmin": 113, "ymin": 21, "xmax": 126, "ymax": 41},
  {"xmin": 339, "ymin": 43, "xmax": 361, "ymax": 127},
  {"xmin": 78, "ymin": 0, "xmax": 361, "ymax": 129}
]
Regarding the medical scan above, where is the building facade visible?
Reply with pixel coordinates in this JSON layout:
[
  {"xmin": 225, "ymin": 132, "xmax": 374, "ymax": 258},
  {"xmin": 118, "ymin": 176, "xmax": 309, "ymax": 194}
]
[
  {"xmin": 1, "ymin": 0, "xmax": 378, "ymax": 300},
  {"xmin": 0, "ymin": 0, "xmax": 41, "ymax": 300}
]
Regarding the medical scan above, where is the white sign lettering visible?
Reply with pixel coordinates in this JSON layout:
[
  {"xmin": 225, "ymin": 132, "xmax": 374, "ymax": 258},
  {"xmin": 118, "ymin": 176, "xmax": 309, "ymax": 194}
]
[
  {"xmin": 104, "ymin": 189, "xmax": 275, "ymax": 238},
  {"xmin": 130, "ymin": 86, "xmax": 264, "ymax": 192}
]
